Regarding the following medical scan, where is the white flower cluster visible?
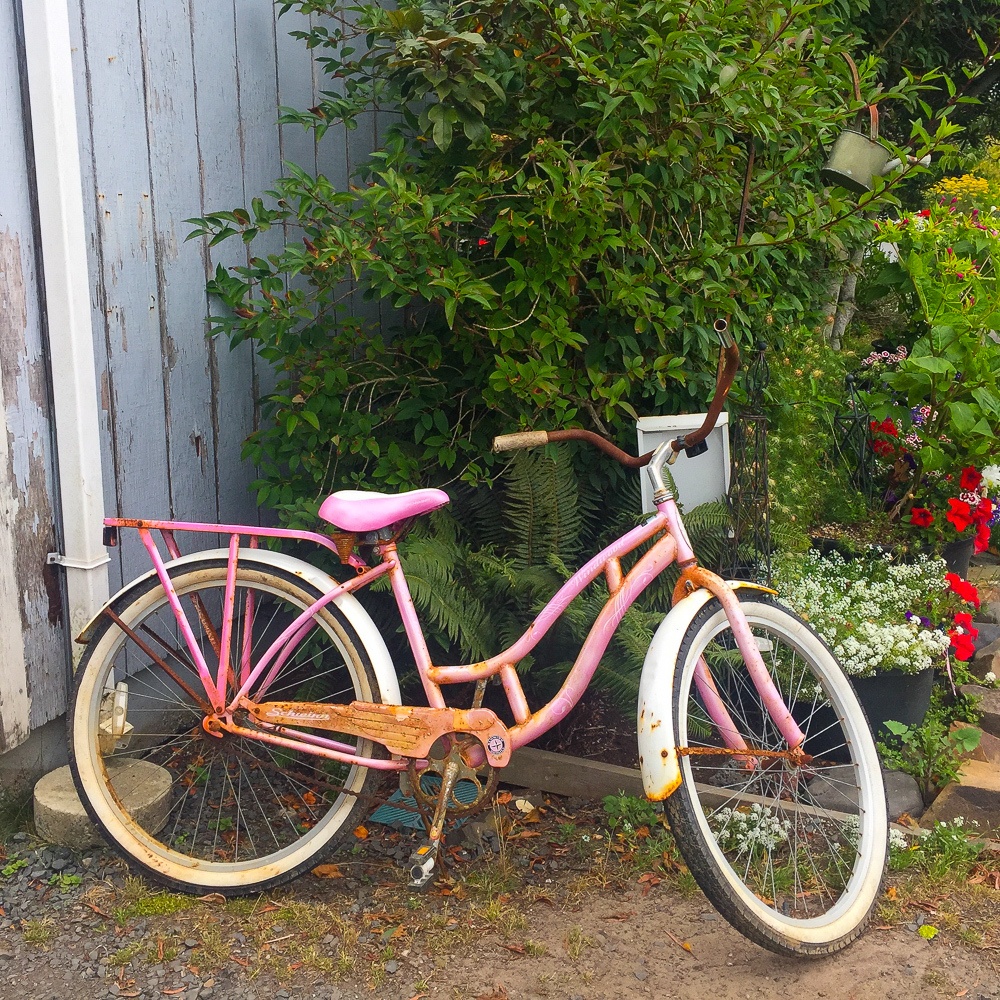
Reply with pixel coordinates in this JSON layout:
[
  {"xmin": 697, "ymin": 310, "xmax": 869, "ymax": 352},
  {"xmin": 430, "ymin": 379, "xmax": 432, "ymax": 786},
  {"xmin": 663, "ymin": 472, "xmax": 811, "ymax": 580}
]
[
  {"xmin": 982, "ymin": 464, "xmax": 1000, "ymax": 491},
  {"xmin": 776, "ymin": 550, "xmax": 951, "ymax": 678},
  {"xmin": 711, "ymin": 803, "xmax": 791, "ymax": 857},
  {"xmin": 840, "ymin": 815, "xmax": 909, "ymax": 853}
]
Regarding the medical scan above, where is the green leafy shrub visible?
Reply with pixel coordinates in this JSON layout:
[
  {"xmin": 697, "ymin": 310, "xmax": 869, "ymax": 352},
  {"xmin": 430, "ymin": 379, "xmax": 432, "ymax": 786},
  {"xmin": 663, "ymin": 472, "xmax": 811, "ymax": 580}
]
[
  {"xmin": 858, "ymin": 205, "xmax": 1000, "ymax": 542},
  {"xmin": 878, "ymin": 716, "xmax": 981, "ymax": 805},
  {"xmin": 189, "ymin": 0, "xmax": 954, "ymax": 522}
]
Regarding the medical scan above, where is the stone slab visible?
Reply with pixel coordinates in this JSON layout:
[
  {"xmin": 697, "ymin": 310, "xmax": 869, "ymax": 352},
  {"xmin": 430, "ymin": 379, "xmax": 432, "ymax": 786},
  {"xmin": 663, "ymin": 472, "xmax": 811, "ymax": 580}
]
[
  {"xmin": 959, "ymin": 685, "xmax": 1000, "ymax": 739},
  {"xmin": 34, "ymin": 760, "xmax": 173, "ymax": 850},
  {"xmin": 919, "ymin": 759, "xmax": 1000, "ymax": 837}
]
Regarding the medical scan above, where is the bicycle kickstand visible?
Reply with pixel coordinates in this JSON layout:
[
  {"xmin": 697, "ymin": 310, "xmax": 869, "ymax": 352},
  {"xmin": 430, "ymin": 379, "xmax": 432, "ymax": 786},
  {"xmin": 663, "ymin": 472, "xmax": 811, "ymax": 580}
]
[{"xmin": 407, "ymin": 756, "xmax": 461, "ymax": 889}]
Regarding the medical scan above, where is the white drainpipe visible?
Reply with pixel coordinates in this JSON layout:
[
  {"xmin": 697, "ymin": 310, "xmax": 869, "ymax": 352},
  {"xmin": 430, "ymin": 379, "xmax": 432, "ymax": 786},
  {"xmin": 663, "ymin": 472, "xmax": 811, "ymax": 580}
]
[{"xmin": 21, "ymin": 0, "xmax": 109, "ymax": 652}]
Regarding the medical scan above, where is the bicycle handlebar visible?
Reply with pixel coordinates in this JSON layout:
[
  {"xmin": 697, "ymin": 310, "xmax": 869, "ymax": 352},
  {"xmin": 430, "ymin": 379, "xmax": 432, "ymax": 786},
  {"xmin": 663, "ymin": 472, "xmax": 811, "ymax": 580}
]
[{"xmin": 492, "ymin": 318, "xmax": 741, "ymax": 467}]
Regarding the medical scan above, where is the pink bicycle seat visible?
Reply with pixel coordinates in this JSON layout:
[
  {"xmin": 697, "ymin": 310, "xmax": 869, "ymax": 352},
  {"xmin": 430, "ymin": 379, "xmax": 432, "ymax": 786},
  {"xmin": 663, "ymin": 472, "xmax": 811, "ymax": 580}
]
[{"xmin": 318, "ymin": 488, "xmax": 450, "ymax": 532}]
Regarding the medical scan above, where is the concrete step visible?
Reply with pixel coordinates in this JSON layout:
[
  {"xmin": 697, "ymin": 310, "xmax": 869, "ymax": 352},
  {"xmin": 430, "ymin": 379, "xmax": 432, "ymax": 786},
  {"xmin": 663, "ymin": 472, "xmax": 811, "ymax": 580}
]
[
  {"xmin": 34, "ymin": 761, "xmax": 172, "ymax": 850},
  {"xmin": 918, "ymin": 759, "xmax": 1000, "ymax": 837}
]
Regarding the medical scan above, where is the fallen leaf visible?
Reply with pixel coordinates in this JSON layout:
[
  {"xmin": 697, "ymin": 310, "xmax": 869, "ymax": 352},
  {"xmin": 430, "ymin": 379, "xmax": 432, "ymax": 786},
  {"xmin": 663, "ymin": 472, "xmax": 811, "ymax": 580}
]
[
  {"xmin": 197, "ymin": 893, "xmax": 226, "ymax": 904},
  {"xmin": 956, "ymin": 990, "xmax": 969, "ymax": 997},
  {"xmin": 162, "ymin": 989, "xmax": 187, "ymax": 996},
  {"xmin": 354, "ymin": 825, "xmax": 369, "ymax": 840},
  {"xmin": 311, "ymin": 864, "xmax": 343, "ymax": 879},
  {"xmin": 496, "ymin": 791, "xmax": 512, "ymax": 805},
  {"xmin": 230, "ymin": 955, "xmax": 248, "ymax": 967},
  {"xmin": 85, "ymin": 902, "xmax": 113, "ymax": 919},
  {"xmin": 917, "ymin": 924, "xmax": 938, "ymax": 940},
  {"xmin": 886, "ymin": 886, "xmax": 898, "ymax": 900},
  {"xmin": 501, "ymin": 943, "xmax": 525, "ymax": 955},
  {"xmin": 666, "ymin": 930, "xmax": 694, "ymax": 955},
  {"xmin": 514, "ymin": 798, "xmax": 535, "ymax": 814}
]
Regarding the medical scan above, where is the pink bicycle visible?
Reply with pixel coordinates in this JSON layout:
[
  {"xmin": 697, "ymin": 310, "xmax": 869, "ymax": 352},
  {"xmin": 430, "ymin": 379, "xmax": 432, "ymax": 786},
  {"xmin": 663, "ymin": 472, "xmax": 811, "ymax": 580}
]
[{"xmin": 69, "ymin": 324, "xmax": 888, "ymax": 956}]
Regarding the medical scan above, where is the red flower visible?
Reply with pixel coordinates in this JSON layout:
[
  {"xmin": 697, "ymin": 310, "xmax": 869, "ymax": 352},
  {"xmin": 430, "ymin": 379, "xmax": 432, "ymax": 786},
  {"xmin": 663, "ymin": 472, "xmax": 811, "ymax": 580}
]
[
  {"xmin": 954, "ymin": 612, "xmax": 980, "ymax": 640},
  {"xmin": 869, "ymin": 418, "xmax": 899, "ymax": 458},
  {"xmin": 909, "ymin": 507, "xmax": 934, "ymax": 527},
  {"xmin": 918, "ymin": 209, "xmax": 932, "ymax": 217},
  {"xmin": 946, "ymin": 498, "xmax": 974, "ymax": 532},
  {"xmin": 973, "ymin": 497, "xmax": 993, "ymax": 524},
  {"xmin": 945, "ymin": 572, "xmax": 981, "ymax": 609},
  {"xmin": 949, "ymin": 630, "xmax": 976, "ymax": 661},
  {"xmin": 975, "ymin": 521, "xmax": 991, "ymax": 554},
  {"xmin": 960, "ymin": 467, "xmax": 983, "ymax": 491}
]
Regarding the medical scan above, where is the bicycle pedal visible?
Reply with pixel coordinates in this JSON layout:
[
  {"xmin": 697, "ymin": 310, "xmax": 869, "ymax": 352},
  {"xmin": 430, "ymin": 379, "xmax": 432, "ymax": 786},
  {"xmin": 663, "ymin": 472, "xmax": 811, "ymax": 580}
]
[{"xmin": 406, "ymin": 842, "xmax": 438, "ymax": 889}]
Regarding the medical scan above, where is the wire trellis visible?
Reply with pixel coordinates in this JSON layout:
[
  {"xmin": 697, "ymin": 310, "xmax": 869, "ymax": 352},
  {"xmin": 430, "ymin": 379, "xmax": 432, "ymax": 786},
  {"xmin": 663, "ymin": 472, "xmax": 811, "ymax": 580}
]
[
  {"xmin": 832, "ymin": 374, "xmax": 879, "ymax": 502},
  {"xmin": 727, "ymin": 341, "xmax": 772, "ymax": 584}
]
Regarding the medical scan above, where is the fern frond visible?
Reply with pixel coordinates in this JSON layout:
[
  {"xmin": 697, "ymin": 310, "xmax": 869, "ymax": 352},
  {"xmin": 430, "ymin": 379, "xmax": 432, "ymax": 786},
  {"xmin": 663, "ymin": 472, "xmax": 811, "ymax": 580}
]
[{"xmin": 501, "ymin": 450, "xmax": 585, "ymax": 566}]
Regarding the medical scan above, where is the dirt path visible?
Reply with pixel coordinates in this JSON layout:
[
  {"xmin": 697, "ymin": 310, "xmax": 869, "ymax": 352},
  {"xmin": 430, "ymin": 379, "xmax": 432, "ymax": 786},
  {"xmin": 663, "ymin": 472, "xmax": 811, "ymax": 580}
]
[
  {"xmin": 2, "ymin": 793, "xmax": 999, "ymax": 1000},
  {"xmin": 429, "ymin": 889, "xmax": 1000, "ymax": 1000},
  {"xmin": 2, "ymin": 876, "xmax": 997, "ymax": 1000}
]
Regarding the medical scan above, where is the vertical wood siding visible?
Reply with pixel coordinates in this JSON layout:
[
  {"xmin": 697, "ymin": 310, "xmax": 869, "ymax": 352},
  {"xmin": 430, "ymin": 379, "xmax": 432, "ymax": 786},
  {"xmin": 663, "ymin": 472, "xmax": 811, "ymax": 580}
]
[
  {"xmin": 68, "ymin": 0, "xmax": 383, "ymax": 589},
  {"xmin": 0, "ymin": 0, "xmax": 68, "ymax": 750}
]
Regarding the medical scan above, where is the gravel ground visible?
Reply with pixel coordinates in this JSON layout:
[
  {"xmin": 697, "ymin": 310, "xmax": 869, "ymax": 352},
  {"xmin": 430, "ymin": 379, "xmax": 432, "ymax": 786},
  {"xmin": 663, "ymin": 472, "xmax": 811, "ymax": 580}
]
[{"xmin": 2, "ymin": 798, "xmax": 999, "ymax": 1000}]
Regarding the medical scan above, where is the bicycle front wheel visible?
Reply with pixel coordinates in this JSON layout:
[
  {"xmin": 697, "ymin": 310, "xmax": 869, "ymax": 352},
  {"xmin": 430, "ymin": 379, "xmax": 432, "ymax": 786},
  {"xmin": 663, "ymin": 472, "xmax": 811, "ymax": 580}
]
[
  {"xmin": 665, "ymin": 594, "xmax": 888, "ymax": 956},
  {"xmin": 70, "ymin": 557, "xmax": 389, "ymax": 895}
]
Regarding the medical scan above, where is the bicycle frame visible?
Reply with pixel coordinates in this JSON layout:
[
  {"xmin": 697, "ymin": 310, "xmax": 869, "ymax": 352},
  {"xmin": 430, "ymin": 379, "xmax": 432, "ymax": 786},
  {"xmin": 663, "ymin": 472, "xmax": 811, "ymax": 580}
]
[{"xmin": 104, "ymin": 488, "xmax": 806, "ymax": 783}]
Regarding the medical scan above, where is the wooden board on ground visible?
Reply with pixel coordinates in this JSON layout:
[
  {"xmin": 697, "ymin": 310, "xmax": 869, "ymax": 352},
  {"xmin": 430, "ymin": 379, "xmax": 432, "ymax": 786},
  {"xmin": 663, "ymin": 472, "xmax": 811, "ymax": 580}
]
[{"xmin": 501, "ymin": 746, "xmax": 645, "ymax": 800}]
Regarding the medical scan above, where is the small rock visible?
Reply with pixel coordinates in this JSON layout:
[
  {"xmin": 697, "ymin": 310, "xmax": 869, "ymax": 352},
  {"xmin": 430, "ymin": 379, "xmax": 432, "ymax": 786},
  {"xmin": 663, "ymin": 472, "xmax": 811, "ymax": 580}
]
[
  {"xmin": 11, "ymin": 833, "xmax": 27, "ymax": 843},
  {"xmin": 634, "ymin": 968, "xmax": 649, "ymax": 982},
  {"xmin": 385, "ymin": 960, "xmax": 399, "ymax": 974},
  {"xmin": 700, "ymin": 912, "xmax": 718, "ymax": 922},
  {"xmin": 184, "ymin": 939, "xmax": 198, "ymax": 949}
]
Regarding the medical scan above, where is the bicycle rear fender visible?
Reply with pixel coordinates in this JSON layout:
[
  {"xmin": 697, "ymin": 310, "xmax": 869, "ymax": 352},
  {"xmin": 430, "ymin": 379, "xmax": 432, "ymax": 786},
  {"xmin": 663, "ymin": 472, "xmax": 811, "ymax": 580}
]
[
  {"xmin": 637, "ymin": 581, "xmax": 772, "ymax": 801},
  {"xmin": 75, "ymin": 548, "xmax": 402, "ymax": 706}
]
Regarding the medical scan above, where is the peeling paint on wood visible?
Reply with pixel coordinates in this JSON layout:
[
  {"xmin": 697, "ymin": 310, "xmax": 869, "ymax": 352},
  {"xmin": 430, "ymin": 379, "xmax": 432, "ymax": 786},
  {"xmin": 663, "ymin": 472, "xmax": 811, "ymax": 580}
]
[{"xmin": 1, "ymin": 0, "xmax": 69, "ymax": 751}]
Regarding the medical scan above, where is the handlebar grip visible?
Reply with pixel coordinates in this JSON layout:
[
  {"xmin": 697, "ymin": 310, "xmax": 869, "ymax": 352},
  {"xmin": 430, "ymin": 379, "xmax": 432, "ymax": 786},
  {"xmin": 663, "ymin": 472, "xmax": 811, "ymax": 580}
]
[{"xmin": 492, "ymin": 431, "xmax": 550, "ymax": 453}]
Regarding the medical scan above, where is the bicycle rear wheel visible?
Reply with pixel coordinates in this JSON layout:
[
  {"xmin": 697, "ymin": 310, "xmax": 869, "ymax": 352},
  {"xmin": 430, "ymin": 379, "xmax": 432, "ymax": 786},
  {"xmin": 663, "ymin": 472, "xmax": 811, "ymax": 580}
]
[
  {"xmin": 665, "ymin": 594, "xmax": 888, "ymax": 956},
  {"xmin": 70, "ymin": 556, "xmax": 388, "ymax": 895}
]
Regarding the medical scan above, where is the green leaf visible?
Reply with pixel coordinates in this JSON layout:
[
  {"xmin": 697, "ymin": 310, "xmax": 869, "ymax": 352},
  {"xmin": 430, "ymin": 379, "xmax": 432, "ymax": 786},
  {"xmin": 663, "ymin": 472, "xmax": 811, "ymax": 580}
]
[{"xmin": 908, "ymin": 356, "xmax": 954, "ymax": 375}]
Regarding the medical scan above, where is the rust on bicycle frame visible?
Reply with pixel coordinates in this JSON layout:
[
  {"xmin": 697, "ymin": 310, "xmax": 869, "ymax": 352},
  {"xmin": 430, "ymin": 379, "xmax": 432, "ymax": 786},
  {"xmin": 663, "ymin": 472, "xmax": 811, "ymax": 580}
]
[
  {"xmin": 246, "ymin": 700, "xmax": 513, "ymax": 766},
  {"xmin": 676, "ymin": 746, "xmax": 813, "ymax": 764}
]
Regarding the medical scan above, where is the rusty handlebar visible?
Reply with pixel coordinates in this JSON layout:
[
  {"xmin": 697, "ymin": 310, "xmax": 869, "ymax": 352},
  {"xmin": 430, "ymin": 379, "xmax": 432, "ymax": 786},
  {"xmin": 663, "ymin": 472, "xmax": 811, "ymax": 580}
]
[{"xmin": 492, "ymin": 319, "xmax": 740, "ymax": 466}]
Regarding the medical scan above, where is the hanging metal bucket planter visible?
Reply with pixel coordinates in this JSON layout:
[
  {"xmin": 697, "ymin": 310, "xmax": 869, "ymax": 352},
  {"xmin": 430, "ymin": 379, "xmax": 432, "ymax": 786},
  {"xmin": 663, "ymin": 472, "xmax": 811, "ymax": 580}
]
[
  {"xmin": 821, "ymin": 105, "xmax": 890, "ymax": 194},
  {"xmin": 820, "ymin": 49, "xmax": 889, "ymax": 194}
]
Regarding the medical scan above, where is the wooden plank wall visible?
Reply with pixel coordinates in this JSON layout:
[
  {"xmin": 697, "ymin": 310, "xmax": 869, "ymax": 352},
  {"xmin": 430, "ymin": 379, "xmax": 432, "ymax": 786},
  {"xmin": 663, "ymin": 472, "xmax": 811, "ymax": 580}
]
[
  {"xmin": 0, "ymin": 0, "xmax": 68, "ymax": 751},
  {"xmin": 67, "ymin": 0, "xmax": 385, "ymax": 590}
]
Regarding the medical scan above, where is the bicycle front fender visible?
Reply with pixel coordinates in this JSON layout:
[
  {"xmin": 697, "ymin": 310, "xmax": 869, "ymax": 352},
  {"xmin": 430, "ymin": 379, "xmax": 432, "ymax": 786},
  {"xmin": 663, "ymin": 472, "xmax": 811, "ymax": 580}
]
[
  {"xmin": 75, "ymin": 548, "xmax": 401, "ymax": 706},
  {"xmin": 637, "ymin": 581, "xmax": 773, "ymax": 801}
]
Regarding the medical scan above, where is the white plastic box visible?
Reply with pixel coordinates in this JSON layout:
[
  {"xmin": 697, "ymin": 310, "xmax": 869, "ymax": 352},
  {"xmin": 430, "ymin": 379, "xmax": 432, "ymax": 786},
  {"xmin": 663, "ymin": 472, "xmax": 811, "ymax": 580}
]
[{"xmin": 636, "ymin": 413, "xmax": 731, "ymax": 514}]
